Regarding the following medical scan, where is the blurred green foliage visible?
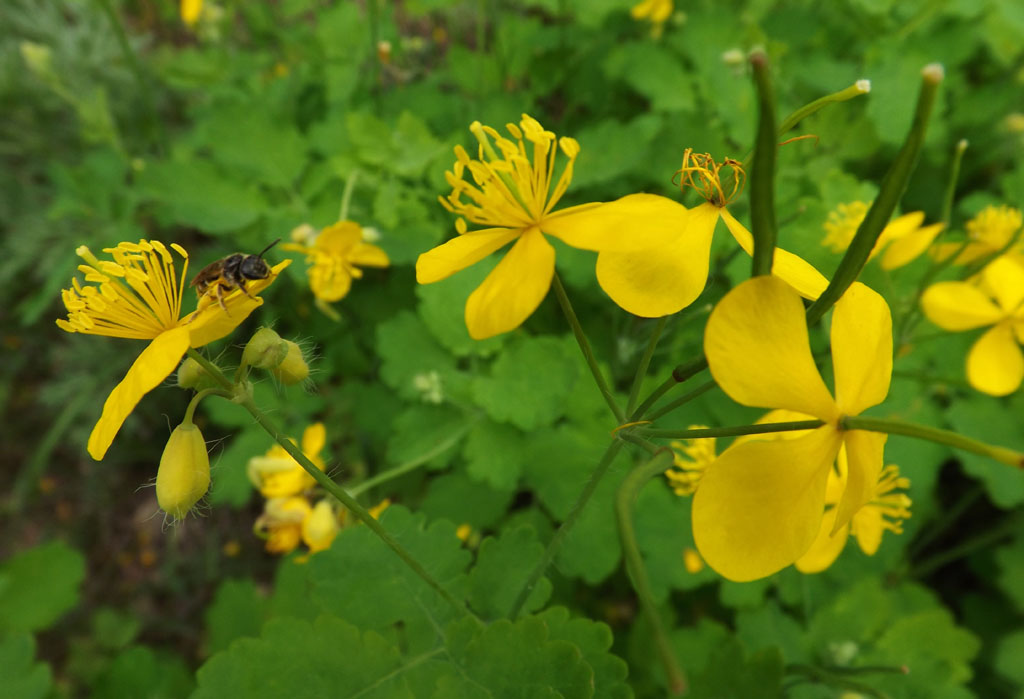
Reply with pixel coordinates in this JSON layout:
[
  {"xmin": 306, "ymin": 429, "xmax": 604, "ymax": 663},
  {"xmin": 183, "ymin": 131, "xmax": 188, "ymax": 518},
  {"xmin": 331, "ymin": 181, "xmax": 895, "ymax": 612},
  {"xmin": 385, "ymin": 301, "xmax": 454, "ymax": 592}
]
[{"xmin": 2, "ymin": 0, "xmax": 1024, "ymax": 696}]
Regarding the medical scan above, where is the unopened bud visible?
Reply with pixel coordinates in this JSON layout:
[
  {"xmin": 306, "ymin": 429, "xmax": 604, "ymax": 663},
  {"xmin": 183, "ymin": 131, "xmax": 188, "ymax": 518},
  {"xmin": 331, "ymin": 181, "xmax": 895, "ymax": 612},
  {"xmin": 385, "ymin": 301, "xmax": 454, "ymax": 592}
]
[
  {"xmin": 271, "ymin": 340, "xmax": 310, "ymax": 385},
  {"xmin": 20, "ymin": 42, "xmax": 54, "ymax": 80},
  {"xmin": 177, "ymin": 357, "xmax": 207, "ymax": 389},
  {"xmin": 242, "ymin": 327, "xmax": 288, "ymax": 369},
  {"xmin": 156, "ymin": 421, "xmax": 210, "ymax": 519}
]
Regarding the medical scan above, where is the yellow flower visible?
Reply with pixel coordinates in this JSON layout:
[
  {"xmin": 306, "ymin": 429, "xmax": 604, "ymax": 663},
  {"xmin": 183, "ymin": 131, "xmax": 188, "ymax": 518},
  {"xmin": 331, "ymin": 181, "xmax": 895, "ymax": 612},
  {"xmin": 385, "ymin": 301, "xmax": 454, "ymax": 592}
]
[
  {"xmin": 596, "ymin": 150, "xmax": 830, "ymax": 318},
  {"xmin": 155, "ymin": 420, "xmax": 210, "ymax": 520},
  {"xmin": 302, "ymin": 500, "xmax": 340, "ymax": 554},
  {"xmin": 180, "ymin": 0, "xmax": 202, "ymax": 26},
  {"xmin": 932, "ymin": 205, "xmax": 1023, "ymax": 266},
  {"xmin": 796, "ymin": 453, "xmax": 911, "ymax": 573},
  {"xmin": 282, "ymin": 220, "xmax": 389, "ymax": 304},
  {"xmin": 416, "ymin": 114, "xmax": 691, "ymax": 339},
  {"xmin": 56, "ymin": 240, "xmax": 288, "ymax": 460},
  {"xmin": 693, "ymin": 276, "xmax": 893, "ymax": 581},
  {"xmin": 255, "ymin": 496, "xmax": 311, "ymax": 555},
  {"xmin": 921, "ymin": 255, "xmax": 1024, "ymax": 396},
  {"xmin": 664, "ymin": 427, "xmax": 716, "ymax": 496},
  {"xmin": 630, "ymin": 0, "xmax": 673, "ymax": 36},
  {"xmin": 822, "ymin": 200, "xmax": 944, "ymax": 269},
  {"xmin": 247, "ymin": 423, "xmax": 327, "ymax": 498}
]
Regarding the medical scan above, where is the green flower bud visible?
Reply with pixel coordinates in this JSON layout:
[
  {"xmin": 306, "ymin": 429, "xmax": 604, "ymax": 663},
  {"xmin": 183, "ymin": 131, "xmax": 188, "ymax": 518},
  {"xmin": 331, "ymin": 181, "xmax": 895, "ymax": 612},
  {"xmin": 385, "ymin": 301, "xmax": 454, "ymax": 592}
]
[
  {"xmin": 242, "ymin": 327, "xmax": 288, "ymax": 370},
  {"xmin": 156, "ymin": 421, "xmax": 210, "ymax": 520},
  {"xmin": 20, "ymin": 41, "xmax": 55, "ymax": 82},
  {"xmin": 271, "ymin": 340, "xmax": 310, "ymax": 385},
  {"xmin": 177, "ymin": 357, "xmax": 206, "ymax": 389}
]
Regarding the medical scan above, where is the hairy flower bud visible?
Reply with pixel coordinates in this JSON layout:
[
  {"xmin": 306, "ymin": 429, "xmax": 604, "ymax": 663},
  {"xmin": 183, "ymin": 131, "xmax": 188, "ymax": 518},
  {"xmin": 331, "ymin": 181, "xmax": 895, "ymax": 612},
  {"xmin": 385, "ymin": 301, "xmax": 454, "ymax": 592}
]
[
  {"xmin": 156, "ymin": 421, "xmax": 210, "ymax": 519},
  {"xmin": 242, "ymin": 327, "xmax": 288, "ymax": 370},
  {"xmin": 271, "ymin": 340, "xmax": 310, "ymax": 385}
]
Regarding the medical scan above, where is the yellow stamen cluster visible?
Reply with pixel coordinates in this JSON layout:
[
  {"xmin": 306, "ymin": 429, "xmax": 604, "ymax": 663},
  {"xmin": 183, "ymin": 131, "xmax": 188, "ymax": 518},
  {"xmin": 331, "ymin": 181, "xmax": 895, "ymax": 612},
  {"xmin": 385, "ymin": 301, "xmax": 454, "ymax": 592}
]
[
  {"xmin": 675, "ymin": 149, "xmax": 745, "ymax": 207},
  {"xmin": 858, "ymin": 464, "xmax": 912, "ymax": 537},
  {"xmin": 967, "ymin": 205, "xmax": 1022, "ymax": 247},
  {"xmin": 439, "ymin": 114, "xmax": 580, "ymax": 230},
  {"xmin": 822, "ymin": 201, "xmax": 871, "ymax": 253},
  {"xmin": 57, "ymin": 241, "xmax": 189, "ymax": 339},
  {"xmin": 665, "ymin": 427, "xmax": 717, "ymax": 496}
]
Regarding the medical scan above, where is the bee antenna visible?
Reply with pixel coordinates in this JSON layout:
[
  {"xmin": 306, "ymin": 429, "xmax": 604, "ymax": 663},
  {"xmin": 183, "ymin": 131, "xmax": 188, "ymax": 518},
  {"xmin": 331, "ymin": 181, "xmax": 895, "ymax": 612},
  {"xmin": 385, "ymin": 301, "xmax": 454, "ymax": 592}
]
[{"xmin": 257, "ymin": 238, "xmax": 281, "ymax": 259}]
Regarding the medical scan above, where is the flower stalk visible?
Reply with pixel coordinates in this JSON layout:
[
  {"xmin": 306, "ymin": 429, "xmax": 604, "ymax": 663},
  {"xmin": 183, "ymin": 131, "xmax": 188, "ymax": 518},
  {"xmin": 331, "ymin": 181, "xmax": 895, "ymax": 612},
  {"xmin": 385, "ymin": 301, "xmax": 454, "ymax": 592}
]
[{"xmin": 749, "ymin": 50, "xmax": 778, "ymax": 278}]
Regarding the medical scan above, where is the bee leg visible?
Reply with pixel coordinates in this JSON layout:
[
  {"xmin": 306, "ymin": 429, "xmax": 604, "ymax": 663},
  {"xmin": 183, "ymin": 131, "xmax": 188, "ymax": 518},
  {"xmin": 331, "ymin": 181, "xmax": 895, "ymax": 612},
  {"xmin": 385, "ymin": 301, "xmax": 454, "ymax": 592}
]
[
  {"xmin": 238, "ymin": 281, "xmax": 257, "ymax": 300},
  {"xmin": 216, "ymin": 284, "xmax": 231, "ymax": 316}
]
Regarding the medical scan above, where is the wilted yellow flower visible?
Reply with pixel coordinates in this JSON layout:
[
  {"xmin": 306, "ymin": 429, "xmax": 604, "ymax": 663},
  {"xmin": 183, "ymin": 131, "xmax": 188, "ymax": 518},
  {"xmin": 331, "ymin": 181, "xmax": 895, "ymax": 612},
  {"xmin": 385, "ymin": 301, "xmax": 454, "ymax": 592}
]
[
  {"xmin": 921, "ymin": 255, "xmax": 1024, "ymax": 396},
  {"xmin": 822, "ymin": 200, "xmax": 944, "ymax": 269},
  {"xmin": 283, "ymin": 220, "xmax": 389, "ymax": 306},
  {"xmin": 417, "ymin": 114, "xmax": 691, "ymax": 339},
  {"xmin": 247, "ymin": 423, "xmax": 327, "ymax": 498},
  {"xmin": 255, "ymin": 497, "xmax": 312, "ymax": 555},
  {"xmin": 156, "ymin": 420, "xmax": 210, "ymax": 520},
  {"xmin": 56, "ymin": 240, "xmax": 288, "ymax": 460}
]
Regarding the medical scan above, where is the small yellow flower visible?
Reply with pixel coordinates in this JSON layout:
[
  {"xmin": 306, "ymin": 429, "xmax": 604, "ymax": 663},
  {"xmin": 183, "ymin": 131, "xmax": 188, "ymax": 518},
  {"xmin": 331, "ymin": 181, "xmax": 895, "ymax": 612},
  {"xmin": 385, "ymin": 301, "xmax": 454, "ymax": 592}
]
[
  {"xmin": 932, "ymin": 205, "xmax": 1023, "ymax": 266},
  {"xmin": 417, "ymin": 114, "xmax": 692, "ymax": 339},
  {"xmin": 822, "ymin": 200, "xmax": 944, "ymax": 269},
  {"xmin": 796, "ymin": 454, "xmax": 911, "ymax": 573},
  {"xmin": 282, "ymin": 220, "xmax": 389, "ymax": 305},
  {"xmin": 302, "ymin": 500, "xmax": 340, "ymax": 554},
  {"xmin": 247, "ymin": 423, "xmax": 327, "ymax": 498},
  {"xmin": 664, "ymin": 427, "xmax": 716, "ymax": 496},
  {"xmin": 180, "ymin": 0, "xmax": 202, "ymax": 27},
  {"xmin": 921, "ymin": 255, "xmax": 1024, "ymax": 396},
  {"xmin": 255, "ymin": 497, "xmax": 311, "ymax": 555},
  {"xmin": 693, "ymin": 276, "xmax": 893, "ymax": 581},
  {"xmin": 630, "ymin": 0, "xmax": 673, "ymax": 36},
  {"xmin": 596, "ymin": 150, "xmax": 830, "ymax": 318},
  {"xmin": 56, "ymin": 240, "xmax": 288, "ymax": 460},
  {"xmin": 155, "ymin": 420, "xmax": 210, "ymax": 520}
]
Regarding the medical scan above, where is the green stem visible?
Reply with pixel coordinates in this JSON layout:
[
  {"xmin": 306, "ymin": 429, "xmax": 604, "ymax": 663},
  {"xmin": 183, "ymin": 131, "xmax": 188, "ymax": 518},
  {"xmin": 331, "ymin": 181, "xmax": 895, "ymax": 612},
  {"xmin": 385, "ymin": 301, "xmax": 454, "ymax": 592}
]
[
  {"xmin": 637, "ymin": 420, "xmax": 823, "ymax": 441},
  {"xmin": 806, "ymin": 64, "xmax": 943, "ymax": 326},
  {"xmin": 340, "ymin": 169, "xmax": 359, "ymax": 220},
  {"xmin": 617, "ymin": 431, "xmax": 661, "ymax": 455},
  {"xmin": 183, "ymin": 388, "xmax": 228, "ymax": 424},
  {"xmin": 616, "ymin": 450, "xmax": 687, "ymax": 695},
  {"xmin": 842, "ymin": 415, "xmax": 1024, "ymax": 467},
  {"xmin": 626, "ymin": 318, "xmax": 667, "ymax": 416},
  {"xmin": 644, "ymin": 379, "xmax": 717, "ymax": 423},
  {"xmin": 749, "ymin": 50, "xmax": 778, "ymax": 278},
  {"xmin": 184, "ymin": 350, "xmax": 470, "ymax": 617},
  {"xmin": 508, "ymin": 440, "xmax": 625, "ymax": 619},
  {"xmin": 940, "ymin": 139, "xmax": 968, "ymax": 226},
  {"xmin": 776, "ymin": 80, "xmax": 872, "ymax": 136},
  {"xmin": 552, "ymin": 274, "xmax": 625, "ymax": 423},
  {"xmin": 349, "ymin": 423, "xmax": 474, "ymax": 497},
  {"xmin": 630, "ymin": 357, "xmax": 708, "ymax": 421}
]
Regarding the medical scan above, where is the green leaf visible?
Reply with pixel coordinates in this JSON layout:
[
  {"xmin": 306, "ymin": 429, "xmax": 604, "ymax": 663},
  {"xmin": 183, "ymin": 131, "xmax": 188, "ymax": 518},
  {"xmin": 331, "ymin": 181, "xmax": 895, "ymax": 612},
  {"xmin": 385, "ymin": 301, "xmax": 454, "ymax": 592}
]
[
  {"xmin": 136, "ymin": 159, "xmax": 266, "ymax": 233},
  {"xmin": 734, "ymin": 602, "xmax": 810, "ymax": 664},
  {"xmin": 204, "ymin": 579, "xmax": 268, "ymax": 656},
  {"xmin": 994, "ymin": 534, "xmax": 1024, "ymax": 613},
  {"xmin": 208, "ymin": 427, "xmax": 267, "ymax": 508},
  {"xmin": 390, "ymin": 111, "xmax": 445, "ymax": 178},
  {"xmin": 438, "ymin": 615, "xmax": 595, "ymax": 699},
  {"xmin": 994, "ymin": 629, "xmax": 1024, "ymax": 685},
  {"xmin": 194, "ymin": 616, "xmax": 413, "ymax": 699},
  {"xmin": 535, "ymin": 607, "xmax": 632, "ymax": 699},
  {"xmin": 420, "ymin": 471, "xmax": 515, "ymax": 530},
  {"xmin": 196, "ymin": 106, "xmax": 306, "ymax": 187},
  {"xmin": 463, "ymin": 420, "xmax": 525, "ymax": 492},
  {"xmin": 468, "ymin": 526, "xmax": 551, "ymax": 620},
  {"xmin": 945, "ymin": 393, "xmax": 1024, "ymax": 508},
  {"xmin": 0, "ymin": 540, "xmax": 85, "ymax": 632},
  {"xmin": 572, "ymin": 116, "xmax": 663, "ymax": 190},
  {"xmin": 91, "ymin": 607, "xmax": 140, "ymax": 652},
  {"xmin": 603, "ymin": 43, "xmax": 695, "ymax": 112},
  {"xmin": 92, "ymin": 646, "xmax": 193, "ymax": 699},
  {"xmin": 307, "ymin": 506, "xmax": 470, "ymax": 652},
  {"xmin": 377, "ymin": 310, "xmax": 466, "ymax": 402},
  {"xmin": 387, "ymin": 405, "xmax": 466, "ymax": 470},
  {"xmin": 689, "ymin": 642, "xmax": 784, "ymax": 699},
  {"xmin": 416, "ymin": 265, "xmax": 507, "ymax": 358},
  {"xmin": 473, "ymin": 336, "xmax": 578, "ymax": 431},
  {"xmin": 0, "ymin": 633, "xmax": 51, "ymax": 699}
]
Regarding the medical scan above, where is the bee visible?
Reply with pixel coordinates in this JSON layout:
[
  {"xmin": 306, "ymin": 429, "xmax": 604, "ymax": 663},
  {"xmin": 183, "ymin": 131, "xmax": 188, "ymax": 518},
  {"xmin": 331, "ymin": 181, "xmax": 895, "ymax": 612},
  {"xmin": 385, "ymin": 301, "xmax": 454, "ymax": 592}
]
[{"xmin": 190, "ymin": 239, "xmax": 280, "ymax": 313}]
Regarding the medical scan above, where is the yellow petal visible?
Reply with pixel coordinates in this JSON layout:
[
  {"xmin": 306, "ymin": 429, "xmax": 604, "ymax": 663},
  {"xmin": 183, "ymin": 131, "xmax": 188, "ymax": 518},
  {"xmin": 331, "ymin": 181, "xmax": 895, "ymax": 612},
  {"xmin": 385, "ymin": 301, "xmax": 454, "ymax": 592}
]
[
  {"xmin": 316, "ymin": 221, "xmax": 362, "ymax": 252},
  {"xmin": 967, "ymin": 322, "xmax": 1024, "ymax": 396},
  {"xmin": 87, "ymin": 326, "xmax": 191, "ymax": 460},
  {"xmin": 541, "ymin": 193, "xmax": 689, "ymax": 252},
  {"xmin": 692, "ymin": 426, "xmax": 843, "ymax": 581},
  {"xmin": 720, "ymin": 208, "xmax": 830, "ymax": 300},
  {"xmin": 921, "ymin": 281, "xmax": 1003, "ymax": 331},
  {"xmin": 416, "ymin": 228, "xmax": 519, "ymax": 284},
  {"xmin": 186, "ymin": 260, "xmax": 291, "ymax": 348},
  {"xmin": 302, "ymin": 422, "xmax": 326, "ymax": 457},
  {"xmin": 704, "ymin": 276, "xmax": 838, "ymax": 420},
  {"xmin": 981, "ymin": 256, "xmax": 1024, "ymax": 314},
  {"xmin": 464, "ymin": 228, "xmax": 555, "ymax": 340},
  {"xmin": 794, "ymin": 505, "xmax": 849, "ymax": 574},
  {"xmin": 832, "ymin": 430, "xmax": 886, "ymax": 534},
  {"xmin": 594, "ymin": 203, "xmax": 718, "ymax": 317},
  {"xmin": 851, "ymin": 505, "xmax": 884, "ymax": 556},
  {"xmin": 831, "ymin": 282, "xmax": 892, "ymax": 416},
  {"xmin": 879, "ymin": 222, "xmax": 944, "ymax": 270},
  {"xmin": 310, "ymin": 264, "xmax": 352, "ymax": 302},
  {"xmin": 349, "ymin": 242, "xmax": 390, "ymax": 268},
  {"xmin": 874, "ymin": 211, "xmax": 926, "ymax": 253}
]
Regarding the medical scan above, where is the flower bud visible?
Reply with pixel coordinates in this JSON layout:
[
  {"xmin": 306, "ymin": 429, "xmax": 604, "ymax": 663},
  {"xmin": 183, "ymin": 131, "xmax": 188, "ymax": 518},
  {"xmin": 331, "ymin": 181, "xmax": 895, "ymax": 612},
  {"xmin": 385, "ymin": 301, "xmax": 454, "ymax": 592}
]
[
  {"xmin": 156, "ymin": 421, "xmax": 210, "ymax": 520},
  {"xmin": 177, "ymin": 357, "xmax": 206, "ymax": 389},
  {"xmin": 271, "ymin": 340, "xmax": 310, "ymax": 385},
  {"xmin": 20, "ymin": 42, "xmax": 54, "ymax": 81},
  {"xmin": 242, "ymin": 327, "xmax": 287, "ymax": 369}
]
